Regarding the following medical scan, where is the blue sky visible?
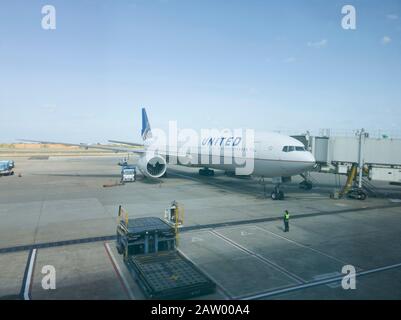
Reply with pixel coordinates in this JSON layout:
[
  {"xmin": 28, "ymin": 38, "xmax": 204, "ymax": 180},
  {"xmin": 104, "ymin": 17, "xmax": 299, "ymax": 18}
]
[{"xmin": 0, "ymin": 0, "xmax": 400, "ymax": 142}]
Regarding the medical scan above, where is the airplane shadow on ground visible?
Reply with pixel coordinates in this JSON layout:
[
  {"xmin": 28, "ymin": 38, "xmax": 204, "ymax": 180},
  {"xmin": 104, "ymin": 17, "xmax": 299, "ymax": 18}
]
[
  {"xmin": 168, "ymin": 168, "xmax": 401, "ymax": 200},
  {"xmin": 35, "ymin": 173, "xmax": 164, "ymax": 185},
  {"xmin": 166, "ymin": 168, "xmax": 330, "ymax": 200},
  {"xmin": 31, "ymin": 170, "xmax": 400, "ymax": 200},
  {"xmin": 33, "ymin": 173, "xmax": 121, "ymax": 178}
]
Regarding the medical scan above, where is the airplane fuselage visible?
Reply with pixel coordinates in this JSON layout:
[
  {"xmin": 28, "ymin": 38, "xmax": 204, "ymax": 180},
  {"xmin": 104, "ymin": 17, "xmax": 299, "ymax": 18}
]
[{"xmin": 145, "ymin": 132, "xmax": 316, "ymax": 178}]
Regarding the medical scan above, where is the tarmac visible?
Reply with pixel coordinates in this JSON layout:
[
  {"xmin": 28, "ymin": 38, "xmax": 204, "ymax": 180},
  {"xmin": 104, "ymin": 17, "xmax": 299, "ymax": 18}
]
[{"xmin": 0, "ymin": 155, "xmax": 401, "ymax": 300}]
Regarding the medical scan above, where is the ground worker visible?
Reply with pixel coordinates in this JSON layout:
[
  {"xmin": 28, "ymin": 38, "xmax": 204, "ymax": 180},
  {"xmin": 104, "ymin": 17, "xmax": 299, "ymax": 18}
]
[
  {"xmin": 284, "ymin": 210, "xmax": 290, "ymax": 232},
  {"xmin": 170, "ymin": 200, "xmax": 178, "ymax": 222}
]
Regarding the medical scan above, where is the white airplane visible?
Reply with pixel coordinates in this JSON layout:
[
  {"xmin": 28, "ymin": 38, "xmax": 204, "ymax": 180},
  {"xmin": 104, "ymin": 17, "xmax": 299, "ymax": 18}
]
[{"xmin": 21, "ymin": 108, "xmax": 316, "ymax": 200}]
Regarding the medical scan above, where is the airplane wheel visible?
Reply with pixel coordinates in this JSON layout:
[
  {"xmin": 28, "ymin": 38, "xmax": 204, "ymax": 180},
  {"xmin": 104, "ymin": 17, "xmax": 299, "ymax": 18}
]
[
  {"xmin": 359, "ymin": 191, "xmax": 367, "ymax": 200},
  {"xmin": 271, "ymin": 190, "xmax": 284, "ymax": 200},
  {"xmin": 199, "ymin": 169, "xmax": 214, "ymax": 176},
  {"xmin": 299, "ymin": 181, "xmax": 312, "ymax": 190}
]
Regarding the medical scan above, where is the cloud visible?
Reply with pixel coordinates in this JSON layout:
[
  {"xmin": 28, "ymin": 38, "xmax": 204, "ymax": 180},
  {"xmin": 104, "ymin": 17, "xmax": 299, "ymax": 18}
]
[
  {"xmin": 386, "ymin": 14, "xmax": 398, "ymax": 20},
  {"xmin": 307, "ymin": 39, "xmax": 328, "ymax": 49},
  {"xmin": 283, "ymin": 57, "xmax": 296, "ymax": 63},
  {"xmin": 381, "ymin": 36, "xmax": 392, "ymax": 45}
]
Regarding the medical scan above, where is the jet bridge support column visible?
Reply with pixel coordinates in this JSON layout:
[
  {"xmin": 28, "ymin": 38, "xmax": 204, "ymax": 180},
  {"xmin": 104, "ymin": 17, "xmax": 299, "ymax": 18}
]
[{"xmin": 357, "ymin": 129, "xmax": 366, "ymax": 189}]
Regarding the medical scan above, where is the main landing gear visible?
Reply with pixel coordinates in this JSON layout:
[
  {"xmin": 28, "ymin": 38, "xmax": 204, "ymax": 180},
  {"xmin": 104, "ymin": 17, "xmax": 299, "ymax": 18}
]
[
  {"xmin": 270, "ymin": 177, "xmax": 285, "ymax": 200},
  {"xmin": 199, "ymin": 168, "xmax": 215, "ymax": 177},
  {"xmin": 271, "ymin": 184, "xmax": 284, "ymax": 200}
]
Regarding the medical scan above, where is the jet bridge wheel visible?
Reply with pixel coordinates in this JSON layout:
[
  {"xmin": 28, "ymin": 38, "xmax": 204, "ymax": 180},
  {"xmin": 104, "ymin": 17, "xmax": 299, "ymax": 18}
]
[{"xmin": 347, "ymin": 188, "xmax": 367, "ymax": 201}]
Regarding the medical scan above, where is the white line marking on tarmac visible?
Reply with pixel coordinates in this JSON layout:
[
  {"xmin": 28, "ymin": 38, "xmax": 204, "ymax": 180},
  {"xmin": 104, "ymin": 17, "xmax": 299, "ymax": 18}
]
[
  {"xmin": 313, "ymin": 271, "xmax": 342, "ymax": 280},
  {"xmin": 209, "ymin": 230, "xmax": 306, "ymax": 284},
  {"xmin": 24, "ymin": 249, "xmax": 37, "ymax": 300},
  {"xmin": 241, "ymin": 261, "xmax": 401, "ymax": 300},
  {"xmin": 252, "ymin": 225, "xmax": 356, "ymax": 267},
  {"xmin": 177, "ymin": 248, "xmax": 232, "ymax": 300},
  {"xmin": 313, "ymin": 272, "xmax": 343, "ymax": 288},
  {"xmin": 104, "ymin": 242, "xmax": 135, "ymax": 300}
]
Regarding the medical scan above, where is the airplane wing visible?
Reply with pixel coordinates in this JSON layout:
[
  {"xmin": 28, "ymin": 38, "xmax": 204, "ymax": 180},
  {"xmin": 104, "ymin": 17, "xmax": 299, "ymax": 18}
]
[
  {"xmin": 108, "ymin": 140, "xmax": 144, "ymax": 147},
  {"xmin": 18, "ymin": 139, "xmax": 145, "ymax": 154}
]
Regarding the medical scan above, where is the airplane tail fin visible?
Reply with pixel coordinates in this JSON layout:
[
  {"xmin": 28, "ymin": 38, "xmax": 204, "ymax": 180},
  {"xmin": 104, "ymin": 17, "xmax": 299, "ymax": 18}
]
[{"xmin": 141, "ymin": 108, "xmax": 152, "ymax": 141}]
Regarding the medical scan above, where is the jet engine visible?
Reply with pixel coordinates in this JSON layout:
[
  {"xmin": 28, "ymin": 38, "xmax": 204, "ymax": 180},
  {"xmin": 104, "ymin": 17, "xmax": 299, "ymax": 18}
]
[{"xmin": 137, "ymin": 155, "xmax": 167, "ymax": 179}]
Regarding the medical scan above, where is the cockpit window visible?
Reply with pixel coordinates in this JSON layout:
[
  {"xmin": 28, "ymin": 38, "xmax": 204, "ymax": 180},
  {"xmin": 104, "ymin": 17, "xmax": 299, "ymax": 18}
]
[{"xmin": 282, "ymin": 145, "xmax": 306, "ymax": 152}]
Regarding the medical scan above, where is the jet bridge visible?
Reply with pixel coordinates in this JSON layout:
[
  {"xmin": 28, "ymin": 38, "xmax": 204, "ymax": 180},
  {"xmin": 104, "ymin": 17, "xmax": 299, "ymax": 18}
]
[{"xmin": 293, "ymin": 130, "xmax": 401, "ymax": 197}]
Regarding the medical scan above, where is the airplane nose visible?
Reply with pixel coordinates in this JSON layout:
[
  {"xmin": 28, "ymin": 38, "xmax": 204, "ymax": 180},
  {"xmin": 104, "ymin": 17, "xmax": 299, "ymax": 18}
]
[{"xmin": 305, "ymin": 152, "xmax": 316, "ymax": 169}]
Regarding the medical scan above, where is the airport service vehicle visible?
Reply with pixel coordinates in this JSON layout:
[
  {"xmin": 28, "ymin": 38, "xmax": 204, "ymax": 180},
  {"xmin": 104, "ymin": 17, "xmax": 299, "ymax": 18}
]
[
  {"xmin": 118, "ymin": 158, "xmax": 128, "ymax": 167},
  {"xmin": 21, "ymin": 108, "xmax": 316, "ymax": 200},
  {"xmin": 0, "ymin": 160, "xmax": 14, "ymax": 169},
  {"xmin": 121, "ymin": 167, "xmax": 136, "ymax": 182},
  {"xmin": 0, "ymin": 161, "xmax": 14, "ymax": 176},
  {"xmin": 116, "ymin": 208, "xmax": 215, "ymax": 299}
]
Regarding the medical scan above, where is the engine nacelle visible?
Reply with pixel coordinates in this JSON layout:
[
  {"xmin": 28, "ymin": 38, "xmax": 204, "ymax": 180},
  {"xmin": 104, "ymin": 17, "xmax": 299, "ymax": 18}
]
[{"xmin": 137, "ymin": 155, "xmax": 167, "ymax": 179}]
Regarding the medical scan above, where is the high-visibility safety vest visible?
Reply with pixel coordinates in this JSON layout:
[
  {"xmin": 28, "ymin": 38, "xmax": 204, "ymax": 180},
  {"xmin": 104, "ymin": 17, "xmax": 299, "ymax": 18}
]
[{"xmin": 284, "ymin": 213, "xmax": 290, "ymax": 221}]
